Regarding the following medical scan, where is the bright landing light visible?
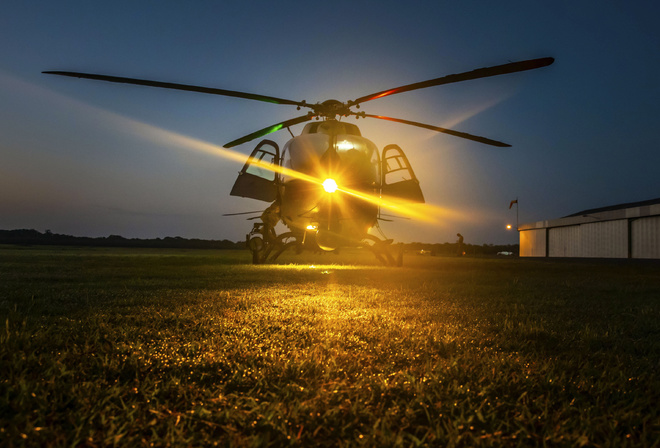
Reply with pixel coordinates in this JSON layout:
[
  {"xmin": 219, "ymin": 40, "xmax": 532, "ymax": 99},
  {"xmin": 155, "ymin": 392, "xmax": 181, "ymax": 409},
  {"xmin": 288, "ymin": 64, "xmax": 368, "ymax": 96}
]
[
  {"xmin": 336, "ymin": 140, "xmax": 354, "ymax": 150},
  {"xmin": 322, "ymin": 178, "xmax": 338, "ymax": 193}
]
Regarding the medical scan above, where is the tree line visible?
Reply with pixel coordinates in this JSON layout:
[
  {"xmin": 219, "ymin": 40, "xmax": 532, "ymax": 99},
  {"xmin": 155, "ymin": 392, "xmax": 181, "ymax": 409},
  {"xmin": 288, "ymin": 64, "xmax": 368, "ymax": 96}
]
[
  {"xmin": 401, "ymin": 241, "xmax": 519, "ymax": 256},
  {"xmin": 0, "ymin": 229, "xmax": 245, "ymax": 250},
  {"xmin": 0, "ymin": 229, "xmax": 519, "ymax": 255}
]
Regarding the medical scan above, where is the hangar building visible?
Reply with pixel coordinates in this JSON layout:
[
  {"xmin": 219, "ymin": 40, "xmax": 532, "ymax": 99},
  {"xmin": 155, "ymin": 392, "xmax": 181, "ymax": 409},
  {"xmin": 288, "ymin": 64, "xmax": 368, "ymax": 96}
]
[{"xmin": 519, "ymin": 198, "xmax": 660, "ymax": 259}]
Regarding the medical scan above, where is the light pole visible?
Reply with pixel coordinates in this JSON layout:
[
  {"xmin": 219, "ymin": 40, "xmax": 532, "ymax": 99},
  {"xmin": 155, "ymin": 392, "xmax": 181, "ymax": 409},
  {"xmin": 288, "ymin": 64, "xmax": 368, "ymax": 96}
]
[{"xmin": 509, "ymin": 198, "xmax": 519, "ymax": 230}]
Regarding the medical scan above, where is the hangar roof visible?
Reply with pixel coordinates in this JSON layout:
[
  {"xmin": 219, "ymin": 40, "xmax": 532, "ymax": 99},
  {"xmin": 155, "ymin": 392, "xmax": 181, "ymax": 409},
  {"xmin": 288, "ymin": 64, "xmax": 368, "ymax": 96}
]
[
  {"xmin": 520, "ymin": 197, "xmax": 660, "ymax": 231},
  {"xmin": 564, "ymin": 197, "xmax": 660, "ymax": 218}
]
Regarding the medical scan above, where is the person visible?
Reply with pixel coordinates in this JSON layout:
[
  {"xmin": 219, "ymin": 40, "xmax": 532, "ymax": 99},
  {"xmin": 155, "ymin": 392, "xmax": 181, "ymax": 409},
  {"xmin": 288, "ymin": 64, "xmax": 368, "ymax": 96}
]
[{"xmin": 456, "ymin": 233, "xmax": 464, "ymax": 256}]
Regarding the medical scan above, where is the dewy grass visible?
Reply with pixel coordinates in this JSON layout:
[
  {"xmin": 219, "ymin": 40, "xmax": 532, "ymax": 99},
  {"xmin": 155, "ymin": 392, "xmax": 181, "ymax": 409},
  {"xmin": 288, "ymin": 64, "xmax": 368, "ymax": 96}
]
[{"xmin": 1, "ymin": 245, "xmax": 659, "ymax": 446}]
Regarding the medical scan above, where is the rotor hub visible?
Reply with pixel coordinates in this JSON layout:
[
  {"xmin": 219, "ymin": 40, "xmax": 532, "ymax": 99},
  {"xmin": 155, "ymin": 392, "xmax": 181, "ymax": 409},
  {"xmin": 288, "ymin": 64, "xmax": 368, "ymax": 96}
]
[{"xmin": 312, "ymin": 99, "xmax": 353, "ymax": 119}]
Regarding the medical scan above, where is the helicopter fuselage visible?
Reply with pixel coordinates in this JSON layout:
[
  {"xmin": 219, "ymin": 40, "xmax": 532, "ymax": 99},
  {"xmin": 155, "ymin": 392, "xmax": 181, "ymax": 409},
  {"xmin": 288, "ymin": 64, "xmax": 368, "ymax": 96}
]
[
  {"xmin": 44, "ymin": 57, "xmax": 554, "ymax": 264},
  {"xmin": 279, "ymin": 120, "xmax": 380, "ymax": 250},
  {"xmin": 231, "ymin": 118, "xmax": 426, "ymax": 254}
]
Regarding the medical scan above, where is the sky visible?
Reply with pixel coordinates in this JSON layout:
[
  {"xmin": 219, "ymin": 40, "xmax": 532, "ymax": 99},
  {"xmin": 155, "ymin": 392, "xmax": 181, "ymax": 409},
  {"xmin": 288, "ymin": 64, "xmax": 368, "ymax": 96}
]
[{"xmin": 1, "ymin": 1, "xmax": 658, "ymax": 245}]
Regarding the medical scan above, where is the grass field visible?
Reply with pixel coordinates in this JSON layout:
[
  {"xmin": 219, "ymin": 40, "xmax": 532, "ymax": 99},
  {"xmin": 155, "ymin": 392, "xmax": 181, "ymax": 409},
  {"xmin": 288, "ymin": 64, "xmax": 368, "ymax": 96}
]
[{"xmin": 1, "ymin": 245, "xmax": 659, "ymax": 447}]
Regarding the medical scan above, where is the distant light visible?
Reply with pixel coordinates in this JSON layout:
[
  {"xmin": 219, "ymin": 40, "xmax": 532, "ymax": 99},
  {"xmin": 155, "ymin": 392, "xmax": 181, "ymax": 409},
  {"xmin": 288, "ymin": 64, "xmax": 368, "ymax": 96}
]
[
  {"xmin": 506, "ymin": 224, "xmax": 513, "ymax": 230},
  {"xmin": 306, "ymin": 224, "xmax": 317, "ymax": 230},
  {"xmin": 336, "ymin": 140, "xmax": 354, "ymax": 150},
  {"xmin": 322, "ymin": 178, "xmax": 338, "ymax": 193}
]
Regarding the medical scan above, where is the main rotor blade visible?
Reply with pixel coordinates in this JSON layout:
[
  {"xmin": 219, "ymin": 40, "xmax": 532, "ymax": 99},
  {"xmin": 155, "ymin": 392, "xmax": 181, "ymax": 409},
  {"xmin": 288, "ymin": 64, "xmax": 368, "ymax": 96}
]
[
  {"xmin": 380, "ymin": 213, "xmax": 411, "ymax": 220},
  {"xmin": 222, "ymin": 210, "xmax": 264, "ymax": 216},
  {"xmin": 352, "ymin": 57, "xmax": 554, "ymax": 105},
  {"xmin": 360, "ymin": 113, "xmax": 511, "ymax": 147},
  {"xmin": 223, "ymin": 114, "xmax": 314, "ymax": 148},
  {"xmin": 43, "ymin": 71, "xmax": 307, "ymax": 107}
]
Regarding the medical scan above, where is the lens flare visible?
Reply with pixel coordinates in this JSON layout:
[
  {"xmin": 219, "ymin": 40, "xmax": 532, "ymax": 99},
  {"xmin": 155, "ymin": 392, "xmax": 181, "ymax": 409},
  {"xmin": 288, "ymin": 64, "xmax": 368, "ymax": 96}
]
[
  {"xmin": 322, "ymin": 178, "xmax": 338, "ymax": 193},
  {"xmin": 155, "ymin": 130, "xmax": 444, "ymax": 223},
  {"xmin": 127, "ymin": 122, "xmax": 444, "ymax": 223},
  {"xmin": 30, "ymin": 78, "xmax": 453, "ymax": 225},
  {"xmin": 125, "ymin": 120, "xmax": 466, "ymax": 224}
]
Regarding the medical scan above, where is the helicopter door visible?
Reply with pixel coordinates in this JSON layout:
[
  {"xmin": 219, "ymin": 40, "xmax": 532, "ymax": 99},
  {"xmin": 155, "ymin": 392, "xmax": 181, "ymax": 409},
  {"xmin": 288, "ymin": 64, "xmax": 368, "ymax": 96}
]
[
  {"xmin": 230, "ymin": 140, "xmax": 280, "ymax": 202},
  {"xmin": 381, "ymin": 144, "xmax": 425, "ymax": 203}
]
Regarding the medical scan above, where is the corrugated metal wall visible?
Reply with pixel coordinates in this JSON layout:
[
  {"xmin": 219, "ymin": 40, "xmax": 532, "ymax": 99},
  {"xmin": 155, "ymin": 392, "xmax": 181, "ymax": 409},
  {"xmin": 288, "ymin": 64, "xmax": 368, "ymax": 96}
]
[
  {"xmin": 520, "ymin": 202, "xmax": 660, "ymax": 259},
  {"xmin": 520, "ymin": 229, "xmax": 546, "ymax": 257},
  {"xmin": 549, "ymin": 226, "xmax": 581, "ymax": 257},
  {"xmin": 632, "ymin": 216, "xmax": 660, "ymax": 258},
  {"xmin": 581, "ymin": 220, "xmax": 628, "ymax": 258}
]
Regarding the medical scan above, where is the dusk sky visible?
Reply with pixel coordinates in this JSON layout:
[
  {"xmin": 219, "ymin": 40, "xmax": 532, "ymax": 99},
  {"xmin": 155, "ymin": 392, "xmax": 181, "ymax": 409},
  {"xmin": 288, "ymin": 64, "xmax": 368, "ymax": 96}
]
[{"xmin": 1, "ymin": 1, "xmax": 658, "ymax": 245}]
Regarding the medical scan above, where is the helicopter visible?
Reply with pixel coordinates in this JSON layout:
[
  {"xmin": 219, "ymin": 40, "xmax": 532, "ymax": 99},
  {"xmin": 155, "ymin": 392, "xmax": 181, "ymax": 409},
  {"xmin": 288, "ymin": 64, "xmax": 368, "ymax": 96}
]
[{"xmin": 44, "ymin": 57, "xmax": 554, "ymax": 265}]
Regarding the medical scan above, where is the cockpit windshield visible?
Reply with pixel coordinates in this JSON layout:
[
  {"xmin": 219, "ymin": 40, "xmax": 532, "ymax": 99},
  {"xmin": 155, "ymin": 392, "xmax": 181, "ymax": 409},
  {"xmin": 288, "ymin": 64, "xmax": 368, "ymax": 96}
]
[{"xmin": 282, "ymin": 120, "xmax": 379, "ymax": 186}]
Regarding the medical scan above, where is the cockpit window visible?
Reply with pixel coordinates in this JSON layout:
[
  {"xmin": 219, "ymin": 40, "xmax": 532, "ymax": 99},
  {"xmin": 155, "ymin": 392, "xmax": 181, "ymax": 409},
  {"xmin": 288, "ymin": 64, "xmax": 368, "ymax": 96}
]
[
  {"xmin": 342, "ymin": 123, "xmax": 361, "ymax": 136},
  {"xmin": 245, "ymin": 149, "xmax": 276, "ymax": 181}
]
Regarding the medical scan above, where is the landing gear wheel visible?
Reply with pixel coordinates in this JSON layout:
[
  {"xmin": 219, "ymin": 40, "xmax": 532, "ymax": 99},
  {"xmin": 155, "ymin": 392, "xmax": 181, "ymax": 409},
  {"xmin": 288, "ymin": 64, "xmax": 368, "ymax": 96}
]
[{"xmin": 247, "ymin": 235, "xmax": 264, "ymax": 264}]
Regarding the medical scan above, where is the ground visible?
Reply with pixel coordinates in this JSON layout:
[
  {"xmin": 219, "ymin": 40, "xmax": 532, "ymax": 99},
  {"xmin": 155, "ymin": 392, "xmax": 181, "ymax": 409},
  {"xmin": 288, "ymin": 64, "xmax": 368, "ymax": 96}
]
[{"xmin": 1, "ymin": 246, "xmax": 659, "ymax": 446}]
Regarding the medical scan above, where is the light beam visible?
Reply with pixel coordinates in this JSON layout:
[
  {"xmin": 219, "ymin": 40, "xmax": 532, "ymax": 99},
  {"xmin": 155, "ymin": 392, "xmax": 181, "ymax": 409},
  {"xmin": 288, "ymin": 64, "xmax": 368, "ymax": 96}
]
[{"xmin": 29, "ymin": 76, "xmax": 465, "ymax": 225}]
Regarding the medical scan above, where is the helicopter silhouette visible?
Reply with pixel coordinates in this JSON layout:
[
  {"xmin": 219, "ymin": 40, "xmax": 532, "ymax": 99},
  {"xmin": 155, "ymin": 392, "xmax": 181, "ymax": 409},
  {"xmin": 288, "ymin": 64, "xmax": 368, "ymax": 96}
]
[{"xmin": 44, "ymin": 57, "xmax": 554, "ymax": 265}]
